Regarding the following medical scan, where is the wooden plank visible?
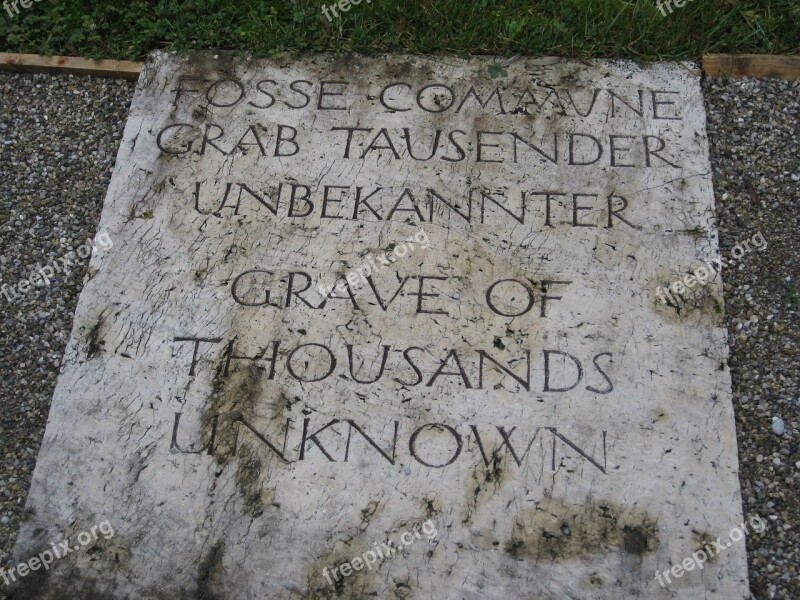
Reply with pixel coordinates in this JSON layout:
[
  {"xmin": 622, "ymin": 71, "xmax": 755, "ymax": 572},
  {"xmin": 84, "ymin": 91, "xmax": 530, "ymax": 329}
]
[
  {"xmin": 0, "ymin": 53, "xmax": 142, "ymax": 80},
  {"xmin": 702, "ymin": 54, "xmax": 800, "ymax": 80},
  {"xmin": 1, "ymin": 51, "xmax": 798, "ymax": 82}
]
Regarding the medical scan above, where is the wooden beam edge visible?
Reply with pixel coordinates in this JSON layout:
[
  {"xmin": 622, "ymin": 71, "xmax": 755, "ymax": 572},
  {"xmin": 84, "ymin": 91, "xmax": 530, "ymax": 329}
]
[
  {"xmin": 1, "ymin": 52, "xmax": 798, "ymax": 81},
  {"xmin": 702, "ymin": 54, "xmax": 800, "ymax": 80},
  {"xmin": 0, "ymin": 53, "xmax": 143, "ymax": 80}
]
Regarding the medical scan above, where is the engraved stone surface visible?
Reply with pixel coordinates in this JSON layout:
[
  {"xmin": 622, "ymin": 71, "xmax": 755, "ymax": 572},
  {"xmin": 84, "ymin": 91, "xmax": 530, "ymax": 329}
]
[{"xmin": 12, "ymin": 53, "xmax": 749, "ymax": 599}]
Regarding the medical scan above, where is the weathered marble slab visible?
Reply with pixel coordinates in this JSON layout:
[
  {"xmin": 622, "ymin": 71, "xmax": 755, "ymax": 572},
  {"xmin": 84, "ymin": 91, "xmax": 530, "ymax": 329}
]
[{"xmin": 12, "ymin": 53, "xmax": 749, "ymax": 599}]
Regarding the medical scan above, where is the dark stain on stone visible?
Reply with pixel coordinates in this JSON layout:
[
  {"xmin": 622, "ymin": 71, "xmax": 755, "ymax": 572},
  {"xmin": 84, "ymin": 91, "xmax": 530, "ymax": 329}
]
[
  {"xmin": 193, "ymin": 104, "xmax": 210, "ymax": 120},
  {"xmin": 648, "ymin": 266, "xmax": 725, "ymax": 325},
  {"xmin": 197, "ymin": 540, "xmax": 226, "ymax": 600},
  {"xmin": 85, "ymin": 312, "xmax": 106, "ymax": 358},
  {"xmin": 306, "ymin": 575, "xmax": 347, "ymax": 599},
  {"xmin": 461, "ymin": 446, "xmax": 508, "ymax": 525},
  {"xmin": 391, "ymin": 61, "xmax": 412, "ymax": 78},
  {"xmin": 622, "ymin": 525, "xmax": 651, "ymax": 555},
  {"xmin": 394, "ymin": 578, "xmax": 413, "ymax": 599},
  {"xmin": 200, "ymin": 360, "xmax": 287, "ymax": 515},
  {"xmin": 235, "ymin": 442, "xmax": 269, "ymax": 517},
  {"xmin": 504, "ymin": 498, "xmax": 659, "ymax": 562},
  {"xmin": 7, "ymin": 524, "xmax": 131, "ymax": 599},
  {"xmin": 589, "ymin": 572, "xmax": 604, "ymax": 585},
  {"xmin": 303, "ymin": 534, "xmax": 381, "ymax": 600},
  {"xmin": 692, "ymin": 530, "xmax": 720, "ymax": 562},
  {"xmin": 484, "ymin": 450, "xmax": 503, "ymax": 484},
  {"xmin": 360, "ymin": 500, "xmax": 380, "ymax": 525},
  {"xmin": 424, "ymin": 497, "xmax": 439, "ymax": 518},
  {"xmin": 202, "ymin": 361, "xmax": 266, "ymax": 465}
]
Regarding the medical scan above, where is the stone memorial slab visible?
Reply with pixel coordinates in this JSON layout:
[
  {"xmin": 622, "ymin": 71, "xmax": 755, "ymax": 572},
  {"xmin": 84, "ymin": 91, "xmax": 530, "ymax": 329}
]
[{"xmin": 11, "ymin": 53, "xmax": 750, "ymax": 599}]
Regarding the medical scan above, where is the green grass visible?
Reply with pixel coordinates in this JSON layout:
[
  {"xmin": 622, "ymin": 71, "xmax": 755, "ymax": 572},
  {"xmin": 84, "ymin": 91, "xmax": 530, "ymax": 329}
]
[
  {"xmin": 785, "ymin": 283, "xmax": 799, "ymax": 306},
  {"xmin": 0, "ymin": 0, "xmax": 798, "ymax": 61}
]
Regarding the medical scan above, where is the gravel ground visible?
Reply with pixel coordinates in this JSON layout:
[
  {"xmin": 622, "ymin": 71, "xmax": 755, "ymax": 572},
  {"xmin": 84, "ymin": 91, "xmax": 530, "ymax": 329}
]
[
  {"xmin": 0, "ymin": 73, "xmax": 134, "ymax": 600},
  {"xmin": 0, "ymin": 71, "xmax": 797, "ymax": 600},
  {"xmin": 705, "ymin": 77, "xmax": 800, "ymax": 600}
]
